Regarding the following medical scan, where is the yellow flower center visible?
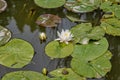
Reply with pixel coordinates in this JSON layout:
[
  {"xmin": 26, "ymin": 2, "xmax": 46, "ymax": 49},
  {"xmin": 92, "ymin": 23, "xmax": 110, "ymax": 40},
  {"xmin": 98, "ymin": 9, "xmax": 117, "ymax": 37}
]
[{"xmin": 64, "ymin": 33, "xmax": 69, "ymax": 37}]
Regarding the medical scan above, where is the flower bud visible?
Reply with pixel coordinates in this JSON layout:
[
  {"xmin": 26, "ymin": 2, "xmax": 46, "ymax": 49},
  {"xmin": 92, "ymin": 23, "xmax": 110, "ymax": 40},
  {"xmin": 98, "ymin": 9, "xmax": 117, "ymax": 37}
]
[
  {"xmin": 39, "ymin": 32, "xmax": 47, "ymax": 41},
  {"xmin": 42, "ymin": 68, "xmax": 47, "ymax": 75}
]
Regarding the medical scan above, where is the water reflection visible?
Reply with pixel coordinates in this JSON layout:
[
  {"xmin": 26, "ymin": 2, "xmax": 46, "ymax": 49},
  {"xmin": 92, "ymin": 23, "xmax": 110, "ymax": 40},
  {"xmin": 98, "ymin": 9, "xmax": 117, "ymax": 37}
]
[{"xmin": 106, "ymin": 36, "xmax": 120, "ymax": 80}]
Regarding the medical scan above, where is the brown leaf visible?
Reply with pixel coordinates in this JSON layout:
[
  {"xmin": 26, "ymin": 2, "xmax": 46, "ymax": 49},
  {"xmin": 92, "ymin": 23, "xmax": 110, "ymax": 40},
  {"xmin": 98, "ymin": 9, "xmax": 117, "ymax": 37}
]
[{"xmin": 36, "ymin": 14, "xmax": 61, "ymax": 27}]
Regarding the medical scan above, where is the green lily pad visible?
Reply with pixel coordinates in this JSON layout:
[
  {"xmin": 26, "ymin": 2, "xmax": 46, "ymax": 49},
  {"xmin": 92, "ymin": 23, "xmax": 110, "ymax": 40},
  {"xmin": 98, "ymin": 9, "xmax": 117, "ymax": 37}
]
[
  {"xmin": 100, "ymin": 1, "xmax": 112, "ymax": 12},
  {"xmin": 0, "ymin": 38, "xmax": 34, "ymax": 68},
  {"xmin": 70, "ymin": 23, "xmax": 105, "ymax": 44},
  {"xmin": 0, "ymin": 25, "xmax": 11, "ymax": 46},
  {"xmin": 114, "ymin": 5, "xmax": 120, "ymax": 19},
  {"xmin": 45, "ymin": 41, "xmax": 73, "ymax": 58},
  {"xmin": 34, "ymin": 0, "xmax": 65, "ymax": 8},
  {"xmin": 64, "ymin": 0, "xmax": 99, "ymax": 13},
  {"xmin": 72, "ymin": 38, "xmax": 108, "ymax": 61},
  {"xmin": 2, "ymin": 71, "xmax": 48, "ymax": 80},
  {"xmin": 100, "ymin": 2, "xmax": 120, "ymax": 19},
  {"xmin": 47, "ymin": 78, "xmax": 66, "ymax": 80},
  {"xmin": 71, "ymin": 50, "xmax": 112, "ymax": 78},
  {"xmin": 49, "ymin": 68, "xmax": 86, "ymax": 80},
  {"xmin": 101, "ymin": 18, "xmax": 120, "ymax": 36}
]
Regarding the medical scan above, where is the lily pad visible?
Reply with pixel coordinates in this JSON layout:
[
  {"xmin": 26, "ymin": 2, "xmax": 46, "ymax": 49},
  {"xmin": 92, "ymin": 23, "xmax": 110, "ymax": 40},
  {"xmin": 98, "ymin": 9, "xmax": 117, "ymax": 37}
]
[
  {"xmin": 101, "ymin": 18, "xmax": 120, "ymax": 36},
  {"xmin": 100, "ymin": 1, "xmax": 112, "ymax": 12},
  {"xmin": 72, "ymin": 38, "xmax": 108, "ymax": 61},
  {"xmin": 34, "ymin": 0, "xmax": 65, "ymax": 8},
  {"xmin": 0, "ymin": 0, "xmax": 7, "ymax": 13},
  {"xmin": 36, "ymin": 14, "xmax": 61, "ymax": 27},
  {"xmin": 71, "ymin": 49, "xmax": 112, "ymax": 78},
  {"xmin": 64, "ymin": 0, "xmax": 99, "ymax": 13},
  {"xmin": 2, "ymin": 71, "xmax": 48, "ymax": 80},
  {"xmin": 47, "ymin": 77, "xmax": 65, "ymax": 80},
  {"xmin": 49, "ymin": 68, "xmax": 86, "ymax": 80},
  {"xmin": 0, "ymin": 38, "xmax": 34, "ymax": 68},
  {"xmin": 70, "ymin": 23, "xmax": 105, "ymax": 44},
  {"xmin": 0, "ymin": 25, "xmax": 11, "ymax": 46},
  {"xmin": 45, "ymin": 41, "xmax": 73, "ymax": 58},
  {"xmin": 100, "ymin": 2, "xmax": 120, "ymax": 19}
]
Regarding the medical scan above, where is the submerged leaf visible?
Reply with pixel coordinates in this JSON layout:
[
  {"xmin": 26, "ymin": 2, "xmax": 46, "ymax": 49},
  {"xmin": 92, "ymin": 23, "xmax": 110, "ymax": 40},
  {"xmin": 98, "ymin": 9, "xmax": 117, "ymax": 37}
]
[
  {"xmin": 0, "ymin": 25, "xmax": 11, "ymax": 46},
  {"xmin": 36, "ymin": 14, "xmax": 61, "ymax": 27},
  {"xmin": 66, "ymin": 12, "xmax": 88, "ymax": 22},
  {"xmin": 0, "ymin": 39, "xmax": 34, "ymax": 68},
  {"xmin": 34, "ymin": 0, "xmax": 65, "ymax": 8},
  {"xmin": 49, "ymin": 68, "xmax": 86, "ymax": 80},
  {"xmin": 45, "ymin": 41, "xmax": 73, "ymax": 58},
  {"xmin": 2, "ymin": 71, "xmax": 48, "ymax": 80}
]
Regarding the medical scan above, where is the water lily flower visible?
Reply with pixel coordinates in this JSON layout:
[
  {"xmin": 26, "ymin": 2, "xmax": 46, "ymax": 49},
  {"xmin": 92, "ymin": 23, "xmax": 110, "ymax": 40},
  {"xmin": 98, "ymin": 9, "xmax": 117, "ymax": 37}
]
[
  {"xmin": 55, "ymin": 29, "xmax": 73, "ymax": 44},
  {"xmin": 39, "ymin": 32, "xmax": 47, "ymax": 41}
]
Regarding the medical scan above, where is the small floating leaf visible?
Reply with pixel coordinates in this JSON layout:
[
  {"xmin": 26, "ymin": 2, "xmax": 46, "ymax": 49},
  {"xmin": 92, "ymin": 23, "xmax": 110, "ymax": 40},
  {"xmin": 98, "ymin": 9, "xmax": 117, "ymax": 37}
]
[
  {"xmin": 34, "ymin": 0, "xmax": 65, "ymax": 8},
  {"xmin": 45, "ymin": 41, "xmax": 73, "ymax": 58},
  {"xmin": 2, "ymin": 71, "xmax": 48, "ymax": 80},
  {"xmin": 71, "ymin": 50, "xmax": 112, "ymax": 78},
  {"xmin": 0, "ymin": 25, "xmax": 11, "ymax": 46},
  {"xmin": 49, "ymin": 68, "xmax": 86, "ymax": 80},
  {"xmin": 36, "ymin": 14, "xmax": 61, "ymax": 27},
  {"xmin": 0, "ymin": 39, "xmax": 34, "ymax": 68}
]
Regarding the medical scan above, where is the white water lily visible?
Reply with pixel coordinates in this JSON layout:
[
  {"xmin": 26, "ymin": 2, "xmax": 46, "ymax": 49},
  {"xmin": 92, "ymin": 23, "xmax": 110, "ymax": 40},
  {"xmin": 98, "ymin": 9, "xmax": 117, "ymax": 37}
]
[{"xmin": 55, "ymin": 29, "xmax": 73, "ymax": 44}]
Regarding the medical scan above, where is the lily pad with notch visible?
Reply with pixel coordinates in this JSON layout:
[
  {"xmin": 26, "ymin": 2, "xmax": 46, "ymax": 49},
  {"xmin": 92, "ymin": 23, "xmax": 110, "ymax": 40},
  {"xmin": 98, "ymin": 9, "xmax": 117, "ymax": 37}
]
[
  {"xmin": 2, "ymin": 71, "xmax": 48, "ymax": 80},
  {"xmin": 49, "ymin": 68, "xmax": 86, "ymax": 80},
  {"xmin": 0, "ymin": 25, "xmax": 11, "ymax": 46},
  {"xmin": 72, "ymin": 38, "xmax": 109, "ymax": 61},
  {"xmin": 0, "ymin": 38, "xmax": 34, "ymax": 68},
  {"xmin": 71, "ymin": 38, "xmax": 111, "ymax": 78},
  {"xmin": 34, "ymin": 0, "xmax": 65, "ymax": 8},
  {"xmin": 36, "ymin": 14, "xmax": 61, "ymax": 27},
  {"xmin": 45, "ymin": 41, "xmax": 74, "ymax": 58}
]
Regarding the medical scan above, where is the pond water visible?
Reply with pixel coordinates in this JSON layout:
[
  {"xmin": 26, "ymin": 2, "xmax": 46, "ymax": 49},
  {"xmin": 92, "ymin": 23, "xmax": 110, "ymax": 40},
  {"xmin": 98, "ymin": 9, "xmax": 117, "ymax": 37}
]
[{"xmin": 0, "ymin": 0, "xmax": 120, "ymax": 80}]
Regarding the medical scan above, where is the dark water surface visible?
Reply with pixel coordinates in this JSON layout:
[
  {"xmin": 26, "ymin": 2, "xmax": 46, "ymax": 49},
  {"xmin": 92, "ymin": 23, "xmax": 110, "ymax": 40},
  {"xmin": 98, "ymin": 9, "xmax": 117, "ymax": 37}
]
[{"xmin": 0, "ymin": 0, "xmax": 120, "ymax": 80}]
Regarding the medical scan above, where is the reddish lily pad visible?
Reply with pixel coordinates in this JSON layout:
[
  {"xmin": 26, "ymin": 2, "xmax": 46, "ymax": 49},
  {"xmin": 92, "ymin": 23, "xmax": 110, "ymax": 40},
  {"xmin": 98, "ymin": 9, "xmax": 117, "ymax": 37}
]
[{"xmin": 36, "ymin": 14, "xmax": 61, "ymax": 27}]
